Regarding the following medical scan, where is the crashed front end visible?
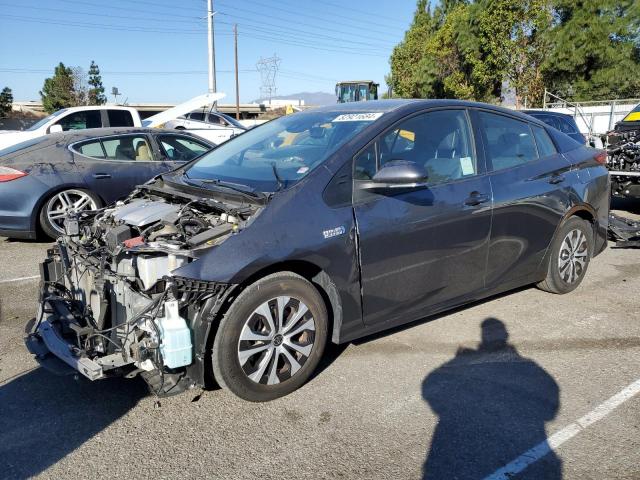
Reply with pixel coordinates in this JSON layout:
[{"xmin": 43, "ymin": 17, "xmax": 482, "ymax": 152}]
[{"xmin": 26, "ymin": 186, "xmax": 257, "ymax": 395}]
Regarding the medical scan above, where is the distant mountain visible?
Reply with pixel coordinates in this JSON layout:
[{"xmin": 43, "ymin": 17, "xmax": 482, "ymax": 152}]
[{"xmin": 253, "ymin": 91, "xmax": 336, "ymax": 106}]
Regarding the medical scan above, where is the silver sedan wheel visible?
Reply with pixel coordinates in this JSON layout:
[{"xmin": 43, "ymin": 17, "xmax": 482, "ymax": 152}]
[
  {"xmin": 237, "ymin": 296, "xmax": 316, "ymax": 385},
  {"xmin": 47, "ymin": 190, "xmax": 98, "ymax": 234},
  {"xmin": 558, "ymin": 228, "xmax": 588, "ymax": 284}
]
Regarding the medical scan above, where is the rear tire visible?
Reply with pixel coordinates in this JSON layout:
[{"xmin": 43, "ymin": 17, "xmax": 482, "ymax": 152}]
[
  {"xmin": 537, "ymin": 216, "xmax": 593, "ymax": 294},
  {"xmin": 212, "ymin": 272, "xmax": 328, "ymax": 402}
]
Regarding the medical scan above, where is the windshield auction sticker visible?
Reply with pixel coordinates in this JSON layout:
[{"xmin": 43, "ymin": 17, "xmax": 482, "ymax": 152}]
[{"xmin": 333, "ymin": 112, "xmax": 384, "ymax": 122}]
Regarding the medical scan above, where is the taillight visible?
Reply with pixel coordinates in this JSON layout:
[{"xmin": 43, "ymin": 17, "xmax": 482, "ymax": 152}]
[
  {"xmin": 0, "ymin": 166, "xmax": 28, "ymax": 182},
  {"xmin": 593, "ymin": 151, "xmax": 607, "ymax": 165}
]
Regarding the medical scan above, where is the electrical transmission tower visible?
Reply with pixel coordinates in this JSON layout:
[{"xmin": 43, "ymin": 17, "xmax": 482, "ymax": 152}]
[{"xmin": 256, "ymin": 55, "xmax": 281, "ymax": 103}]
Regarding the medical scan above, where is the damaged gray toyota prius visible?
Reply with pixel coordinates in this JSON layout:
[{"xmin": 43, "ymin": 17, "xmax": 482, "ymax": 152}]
[{"xmin": 26, "ymin": 100, "xmax": 610, "ymax": 401}]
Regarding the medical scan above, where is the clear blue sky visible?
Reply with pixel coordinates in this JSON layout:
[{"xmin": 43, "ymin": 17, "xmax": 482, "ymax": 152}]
[{"xmin": 0, "ymin": 0, "xmax": 417, "ymax": 104}]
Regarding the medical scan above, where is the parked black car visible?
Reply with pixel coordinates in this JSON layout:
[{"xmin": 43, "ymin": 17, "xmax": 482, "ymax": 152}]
[
  {"xmin": 27, "ymin": 100, "xmax": 609, "ymax": 402},
  {"xmin": 521, "ymin": 110, "xmax": 587, "ymax": 145},
  {"xmin": 0, "ymin": 128, "xmax": 214, "ymax": 238}
]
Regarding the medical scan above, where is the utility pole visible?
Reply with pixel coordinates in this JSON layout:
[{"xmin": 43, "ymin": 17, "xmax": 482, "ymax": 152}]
[
  {"xmin": 207, "ymin": 0, "xmax": 217, "ymax": 94},
  {"xmin": 234, "ymin": 24, "xmax": 240, "ymax": 120}
]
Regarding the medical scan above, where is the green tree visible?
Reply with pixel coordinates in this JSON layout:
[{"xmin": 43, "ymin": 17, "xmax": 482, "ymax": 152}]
[
  {"xmin": 542, "ymin": 0, "xmax": 640, "ymax": 101},
  {"xmin": 88, "ymin": 60, "xmax": 106, "ymax": 105},
  {"xmin": 388, "ymin": 0, "xmax": 442, "ymax": 98},
  {"xmin": 40, "ymin": 63, "xmax": 75, "ymax": 113},
  {"xmin": 0, "ymin": 87, "xmax": 13, "ymax": 117},
  {"xmin": 389, "ymin": 0, "xmax": 640, "ymax": 104}
]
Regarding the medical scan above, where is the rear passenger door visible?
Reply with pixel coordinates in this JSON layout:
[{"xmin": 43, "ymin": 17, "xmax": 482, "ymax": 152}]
[
  {"xmin": 71, "ymin": 134, "xmax": 169, "ymax": 203},
  {"xmin": 474, "ymin": 110, "xmax": 576, "ymax": 288}
]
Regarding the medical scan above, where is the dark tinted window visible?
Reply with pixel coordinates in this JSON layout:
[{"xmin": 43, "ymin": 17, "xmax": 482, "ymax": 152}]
[
  {"xmin": 354, "ymin": 143, "xmax": 376, "ymax": 180},
  {"xmin": 555, "ymin": 116, "xmax": 578, "ymax": 134},
  {"xmin": 357, "ymin": 109, "xmax": 476, "ymax": 185},
  {"xmin": 531, "ymin": 126, "xmax": 557, "ymax": 158},
  {"xmin": 158, "ymin": 135, "xmax": 210, "ymax": 161},
  {"xmin": 189, "ymin": 112, "xmax": 206, "ymax": 121},
  {"xmin": 479, "ymin": 112, "xmax": 538, "ymax": 171},
  {"xmin": 528, "ymin": 113, "xmax": 559, "ymax": 130},
  {"xmin": 107, "ymin": 109, "xmax": 135, "ymax": 127},
  {"xmin": 207, "ymin": 113, "xmax": 227, "ymax": 125},
  {"xmin": 55, "ymin": 110, "xmax": 102, "ymax": 131}
]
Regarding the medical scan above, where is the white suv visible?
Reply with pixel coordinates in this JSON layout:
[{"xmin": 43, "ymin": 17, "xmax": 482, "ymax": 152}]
[{"xmin": 0, "ymin": 105, "xmax": 142, "ymax": 151}]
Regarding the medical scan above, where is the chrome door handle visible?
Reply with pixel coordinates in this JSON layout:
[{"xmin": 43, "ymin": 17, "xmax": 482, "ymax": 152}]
[
  {"xmin": 92, "ymin": 173, "xmax": 111, "ymax": 179},
  {"xmin": 464, "ymin": 192, "xmax": 490, "ymax": 206},
  {"xmin": 549, "ymin": 174, "xmax": 565, "ymax": 184}
]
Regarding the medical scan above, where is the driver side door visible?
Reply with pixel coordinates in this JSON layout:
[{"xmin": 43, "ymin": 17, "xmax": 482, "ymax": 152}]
[{"xmin": 353, "ymin": 109, "xmax": 493, "ymax": 327}]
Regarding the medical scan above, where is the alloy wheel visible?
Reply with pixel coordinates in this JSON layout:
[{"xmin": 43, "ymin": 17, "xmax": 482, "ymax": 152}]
[
  {"xmin": 237, "ymin": 296, "xmax": 316, "ymax": 385},
  {"xmin": 558, "ymin": 228, "xmax": 588, "ymax": 284},
  {"xmin": 47, "ymin": 190, "xmax": 98, "ymax": 234}
]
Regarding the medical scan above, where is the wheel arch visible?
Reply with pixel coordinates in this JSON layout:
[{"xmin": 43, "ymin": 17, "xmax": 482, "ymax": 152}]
[
  {"xmin": 537, "ymin": 204, "xmax": 597, "ymax": 277},
  {"xmin": 33, "ymin": 184, "xmax": 105, "ymax": 233},
  {"xmin": 228, "ymin": 260, "xmax": 342, "ymax": 344},
  {"xmin": 199, "ymin": 260, "xmax": 343, "ymax": 388}
]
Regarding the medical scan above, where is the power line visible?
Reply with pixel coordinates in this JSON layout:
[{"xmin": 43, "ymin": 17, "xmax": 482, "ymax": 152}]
[
  {"xmin": 0, "ymin": 2, "xmax": 203, "ymax": 25},
  {"xmin": 212, "ymin": 4, "xmax": 399, "ymax": 44},
  {"xmin": 0, "ymin": 67, "xmax": 257, "ymax": 75},
  {"xmin": 0, "ymin": 14, "xmax": 208, "ymax": 34},
  {"xmin": 217, "ymin": 0, "xmax": 407, "ymax": 33},
  {"xmin": 215, "ymin": 16, "xmax": 392, "ymax": 50},
  {"xmin": 0, "ymin": 14, "xmax": 389, "ymax": 57}
]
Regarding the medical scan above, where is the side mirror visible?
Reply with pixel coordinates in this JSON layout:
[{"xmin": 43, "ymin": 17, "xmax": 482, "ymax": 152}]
[
  {"xmin": 48, "ymin": 124, "xmax": 63, "ymax": 134},
  {"xmin": 360, "ymin": 160, "xmax": 428, "ymax": 190}
]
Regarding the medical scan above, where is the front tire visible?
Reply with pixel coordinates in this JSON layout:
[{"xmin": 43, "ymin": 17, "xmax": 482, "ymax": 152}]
[
  {"xmin": 212, "ymin": 272, "xmax": 328, "ymax": 402},
  {"xmin": 537, "ymin": 216, "xmax": 593, "ymax": 294}
]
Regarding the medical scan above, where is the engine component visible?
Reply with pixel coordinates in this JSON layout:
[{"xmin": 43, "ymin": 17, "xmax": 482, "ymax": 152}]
[
  {"xmin": 136, "ymin": 254, "xmax": 189, "ymax": 290},
  {"xmin": 156, "ymin": 300, "xmax": 193, "ymax": 368},
  {"xmin": 105, "ymin": 224, "xmax": 132, "ymax": 251},
  {"xmin": 187, "ymin": 223, "xmax": 233, "ymax": 247},
  {"xmin": 112, "ymin": 200, "xmax": 181, "ymax": 227}
]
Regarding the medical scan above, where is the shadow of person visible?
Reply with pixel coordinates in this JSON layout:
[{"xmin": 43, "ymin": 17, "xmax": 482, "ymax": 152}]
[
  {"xmin": 422, "ymin": 318, "xmax": 561, "ymax": 480},
  {"xmin": 0, "ymin": 368, "xmax": 148, "ymax": 479}
]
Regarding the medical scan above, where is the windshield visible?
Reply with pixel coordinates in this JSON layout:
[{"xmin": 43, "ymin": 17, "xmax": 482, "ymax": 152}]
[
  {"xmin": 26, "ymin": 109, "xmax": 68, "ymax": 131},
  {"xmin": 219, "ymin": 112, "xmax": 246, "ymax": 129},
  {"xmin": 185, "ymin": 110, "xmax": 380, "ymax": 192}
]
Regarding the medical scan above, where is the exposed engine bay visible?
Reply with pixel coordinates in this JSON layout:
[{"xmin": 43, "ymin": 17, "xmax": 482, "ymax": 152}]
[
  {"xmin": 26, "ymin": 182, "xmax": 261, "ymax": 395},
  {"xmin": 605, "ymin": 129, "xmax": 640, "ymax": 199}
]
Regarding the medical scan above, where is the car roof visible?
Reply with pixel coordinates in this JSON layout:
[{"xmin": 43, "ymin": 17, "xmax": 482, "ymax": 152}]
[
  {"xmin": 521, "ymin": 109, "xmax": 575, "ymax": 119},
  {"xmin": 311, "ymin": 99, "xmax": 546, "ymax": 123},
  {"xmin": 49, "ymin": 127, "xmax": 214, "ymax": 144},
  {"xmin": 58, "ymin": 105, "xmax": 135, "ymax": 112}
]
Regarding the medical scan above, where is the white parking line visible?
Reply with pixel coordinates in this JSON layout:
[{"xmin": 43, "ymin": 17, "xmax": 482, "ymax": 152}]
[
  {"xmin": 0, "ymin": 275, "xmax": 40, "ymax": 285},
  {"xmin": 484, "ymin": 377, "xmax": 640, "ymax": 480}
]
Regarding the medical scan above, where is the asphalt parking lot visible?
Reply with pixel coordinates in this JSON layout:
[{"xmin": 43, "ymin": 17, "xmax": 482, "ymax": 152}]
[{"xmin": 0, "ymin": 200, "xmax": 639, "ymax": 480}]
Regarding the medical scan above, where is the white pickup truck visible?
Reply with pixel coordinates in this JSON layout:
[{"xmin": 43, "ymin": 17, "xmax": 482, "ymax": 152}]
[{"xmin": 0, "ymin": 105, "xmax": 143, "ymax": 151}]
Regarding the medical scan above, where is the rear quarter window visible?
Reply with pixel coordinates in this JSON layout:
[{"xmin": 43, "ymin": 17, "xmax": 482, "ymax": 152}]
[
  {"xmin": 108, "ymin": 110, "xmax": 135, "ymax": 127},
  {"xmin": 531, "ymin": 125, "xmax": 557, "ymax": 158},
  {"xmin": 546, "ymin": 127, "xmax": 583, "ymax": 153}
]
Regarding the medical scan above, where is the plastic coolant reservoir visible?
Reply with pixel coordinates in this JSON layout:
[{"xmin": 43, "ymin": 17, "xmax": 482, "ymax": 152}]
[{"xmin": 156, "ymin": 300, "xmax": 193, "ymax": 369}]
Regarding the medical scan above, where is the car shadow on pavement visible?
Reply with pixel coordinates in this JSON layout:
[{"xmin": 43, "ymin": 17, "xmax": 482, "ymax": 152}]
[
  {"xmin": 0, "ymin": 368, "xmax": 148, "ymax": 479},
  {"xmin": 421, "ymin": 318, "xmax": 561, "ymax": 480}
]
